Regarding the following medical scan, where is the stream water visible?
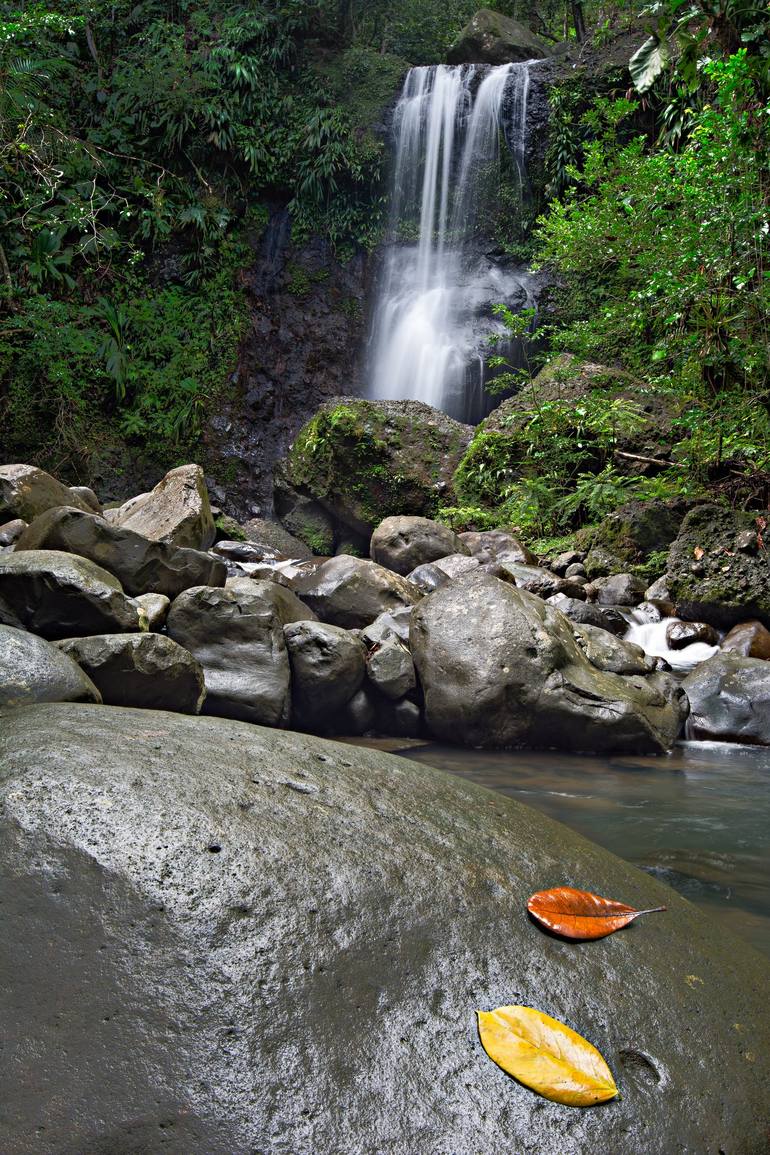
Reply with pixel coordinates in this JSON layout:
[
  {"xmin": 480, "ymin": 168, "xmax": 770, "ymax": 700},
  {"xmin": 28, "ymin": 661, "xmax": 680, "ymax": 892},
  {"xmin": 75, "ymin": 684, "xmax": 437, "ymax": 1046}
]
[{"xmin": 360, "ymin": 738, "xmax": 770, "ymax": 957}]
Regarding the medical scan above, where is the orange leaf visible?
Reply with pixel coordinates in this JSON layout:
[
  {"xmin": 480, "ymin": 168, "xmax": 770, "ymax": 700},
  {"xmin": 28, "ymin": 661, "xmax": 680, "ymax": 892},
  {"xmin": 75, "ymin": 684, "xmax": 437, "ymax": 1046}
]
[
  {"xmin": 527, "ymin": 886, "xmax": 666, "ymax": 941},
  {"xmin": 693, "ymin": 545, "xmax": 705, "ymax": 560}
]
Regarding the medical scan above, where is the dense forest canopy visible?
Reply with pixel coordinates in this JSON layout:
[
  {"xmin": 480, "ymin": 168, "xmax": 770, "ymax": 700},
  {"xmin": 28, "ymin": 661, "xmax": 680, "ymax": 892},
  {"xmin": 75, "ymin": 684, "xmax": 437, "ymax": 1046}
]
[{"xmin": 0, "ymin": 0, "xmax": 768, "ymax": 535}]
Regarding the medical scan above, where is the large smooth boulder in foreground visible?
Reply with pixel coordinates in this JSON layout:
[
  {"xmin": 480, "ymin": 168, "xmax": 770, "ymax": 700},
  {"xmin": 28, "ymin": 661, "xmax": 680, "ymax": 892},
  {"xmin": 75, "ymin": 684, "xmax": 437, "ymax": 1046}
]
[
  {"xmin": 285, "ymin": 398, "xmax": 472, "ymax": 535},
  {"xmin": 294, "ymin": 555, "xmax": 420, "ymax": 629},
  {"xmin": 0, "ymin": 463, "xmax": 92, "ymax": 522},
  {"xmin": 0, "ymin": 624, "xmax": 101, "ymax": 706},
  {"xmin": 411, "ymin": 572, "xmax": 685, "ymax": 753},
  {"xmin": 167, "ymin": 580, "xmax": 314, "ymax": 726},
  {"xmin": 58, "ymin": 634, "xmax": 205, "ymax": 714},
  {"xmin": 370, "ymin": 516, "xmax": 467, "ymax": 576},
  {"xmin": 666, "ymin": 504, "xmax": 770, "ymax": 628},
  {"xmin": 683, "ymin": 653, "xmax": 770, "ymax": 745},
  {"xmin": 284, "ymin": 620, "xmax": 366, "ymax": 728},
  {"xmin": 0, "ymin": 550, "xmax": 144, "ymax": 639},
  {"xmin": 0, "ymin": 703, "xmax": 768, "ymax": 1155},
  {"xmin": 447, "ymin": 9, "xmax": 550, "ymax": 64},
  {"xmin": 16, "ymin": 506, "xmax": 225, "ymax": 598},
  {"xmin": 112, "ymin": 464, "xmax": 215, "ymax": 550}
]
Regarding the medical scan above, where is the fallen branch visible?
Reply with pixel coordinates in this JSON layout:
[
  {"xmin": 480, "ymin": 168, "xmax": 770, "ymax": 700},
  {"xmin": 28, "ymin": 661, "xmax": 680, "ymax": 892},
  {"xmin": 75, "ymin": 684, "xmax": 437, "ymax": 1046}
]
[{"xmin": 613, "ymin": 449, "xmax": 685, "ymax": 469}]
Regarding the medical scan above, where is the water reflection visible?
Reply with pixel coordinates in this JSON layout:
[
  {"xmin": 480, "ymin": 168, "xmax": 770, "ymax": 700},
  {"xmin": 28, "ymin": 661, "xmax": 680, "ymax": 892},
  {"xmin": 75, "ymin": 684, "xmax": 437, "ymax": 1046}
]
[{"xmin": 364, "ymin": 739, "xmax": 770, "ymax": 957}]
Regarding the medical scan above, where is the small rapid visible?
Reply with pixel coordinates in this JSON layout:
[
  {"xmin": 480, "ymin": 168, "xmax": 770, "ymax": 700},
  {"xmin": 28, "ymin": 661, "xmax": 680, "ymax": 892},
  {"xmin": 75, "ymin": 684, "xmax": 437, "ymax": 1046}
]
[{"xmin": 624, "ymin": 613, "xmax": 721, "ymax": 672}]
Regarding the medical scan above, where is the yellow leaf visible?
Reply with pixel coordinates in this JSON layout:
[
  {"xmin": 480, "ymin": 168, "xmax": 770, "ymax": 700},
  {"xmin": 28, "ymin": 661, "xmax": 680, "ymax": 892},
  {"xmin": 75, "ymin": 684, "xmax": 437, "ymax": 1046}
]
[{"xmin": 477, "ymin": 1005, "xmax": 618, "ymax": 1107}]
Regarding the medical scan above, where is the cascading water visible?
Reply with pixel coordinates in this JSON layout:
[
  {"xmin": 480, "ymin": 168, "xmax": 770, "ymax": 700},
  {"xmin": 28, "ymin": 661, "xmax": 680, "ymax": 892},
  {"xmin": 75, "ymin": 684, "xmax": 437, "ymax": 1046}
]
[{"xmin": 367, "ymin": 61, "xmax": 538, "ymax": 425}]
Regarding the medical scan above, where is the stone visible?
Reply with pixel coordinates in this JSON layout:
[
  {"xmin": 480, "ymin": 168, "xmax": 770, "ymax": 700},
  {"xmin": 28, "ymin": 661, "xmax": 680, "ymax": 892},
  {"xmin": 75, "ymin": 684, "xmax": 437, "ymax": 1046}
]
[
  {"xmin": 366, "ymin": 638, "xmax": 416, "ymax": 701},
  {"xmin": 0, "ymin": 624, "xmax": 101, "ymax": 706},
  {"xmin": 0, "ymin": 549, "xmax": 144, "ymax": 639},
  {"xmin": 293, "ymin": 555, "xmax": 420, "ymax": 630},
  {"xmin": 432, "ymin": 553, "xmax": 480, "ymax": 580},
  {"xmin": 0, "ymin": 463, "xmax": 92, "ymax": 522},
  {"xmin": 242, "ymin": 516, "xmax": 313, "ymax": 560},
  {"xmin": 666, "ymin": 504, "xmax": 770, "ymax": 628},
  {"xmin": 1, "ymin": 702, "xmax": 768, "ymax": 1155},
  {"xmin": 565, "ymin": 562, "xmax": 587, "ymax": 578},
  {"xmin": 369, "ymin": 516, "xmax": 467, "ymax": 576},
  {"xmin": 167, "ymin": 580, "xmax": 314, "ymax": 726},
  {"xmin": 584, "ymin": 546, "xmax": 627, "ymax": 579},
  {"xmin": 284, "ymin": 398, "xmax": 472, "ymax": 536},
  {"xmin": 134, "ymin": 592, "xmax": 170, "ymax": 631},
  {"xmin": 69, "ymin": 485, "xmax": 102, "ymax": 513},
  {"xmin": 15, "ymin": 506, "xmax": 226, "ymax": 598},
  {"xmin": 0, "ymin": 519, "xmax": 26, "ymax": 546},
  {"xmin": 572, "ymin": 623, "xmax": 656, "ymax": 676},
  {"xmin": 459, "ymin": 529, "xmax": 536, "ymax": 565},
  {"xmin": 112, "ymin": 464, "xmax": 215, "ymax": 550},
  {"xmin": 666, "ymin": 620, "xmax": 719, "ymax": 650},
  {"xmin": 721, "ymin": 620, "xmax": 770, "ymax": 660},
  {"xmin": 411, "ymin": 572, "xmax": 686, "ymax": 753},
  {"xmin": 581, "ymin": 499, "xmax": 688, "ymax": 567},
  {"xmin": 273, "ymin": 477, "xmax": 336, "ymax": 555},
  {"xmin": 447, "ymin": 9, "xmax": 550, "ymax": 64},
  {"xmin": 406, "ymin": 562, "xmax": 451, "ymax": 595},
  {"xmin": 376, "ymin": 696, "xmax": 423, "ymax": 738},
  {"xmin": 360, "ymin": 606, "xmax": 414, "ymax": 649},
  {"xmin": 211, "ymin": 539, "xmax": 278, "ymax": 563},
  {"xmin": 329, "ymin": 685, "xmax": 378, "ymax": 735},
  {"xmin": 590, "ymin": 573, "xmax": 647, "ymax": 607},
  {"xmin": 646, "ymin": 575, "xmax": 672, "ymax": 602},
  {"xmin": 547, "ymin": 596, "xmax": 628, "ymax": 636},
  {"xmin": 284, "ymin": 620, "xmax": 366, "ymax": 728},
  {"xmin": 683, "ymin": 653, "xmax": 770, "ymax": 745},
  {"xmin": 497, "ymin": 561, "xmax": 585, "ymax": 601},
  {"xmin": 58, "ymin": 634, "xmax": 205, "ymax": 714},
  {"xmin": 550, "ymin": 549, "xmax": 583, "ymax": 575}
]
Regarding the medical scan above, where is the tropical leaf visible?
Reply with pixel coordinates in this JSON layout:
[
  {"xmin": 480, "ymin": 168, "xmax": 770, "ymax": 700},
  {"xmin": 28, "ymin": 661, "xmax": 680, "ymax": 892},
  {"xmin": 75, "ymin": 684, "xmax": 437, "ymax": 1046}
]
[
  {"xmin": 477, "ymin": 1005, "xmax": 618, "ymax": 1106},
  {"xmin": 527, "ymin": 886, "xmax": 666, "ymax": 941},
  {"xmin": 629, "ymin": 35, "xmax": 671, "ymax": 92}
]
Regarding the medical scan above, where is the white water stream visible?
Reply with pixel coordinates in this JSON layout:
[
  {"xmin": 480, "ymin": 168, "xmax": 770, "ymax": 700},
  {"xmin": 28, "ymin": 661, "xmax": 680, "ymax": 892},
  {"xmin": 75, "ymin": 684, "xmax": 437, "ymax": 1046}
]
[
  {"xmin": 624, "ymin": 613, "xmax": 721, "ymax": 672},
  {"xmin": 368, "ymin": 62, "xmax": 537, "ymax": 424}
]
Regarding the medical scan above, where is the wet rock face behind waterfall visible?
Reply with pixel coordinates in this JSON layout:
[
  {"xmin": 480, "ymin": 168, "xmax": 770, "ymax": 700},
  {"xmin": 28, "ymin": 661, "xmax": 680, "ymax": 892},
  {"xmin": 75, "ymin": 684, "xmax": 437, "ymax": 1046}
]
[{"xmin": 1, "ymin": 703, "xmax": 768, "ymax": 1155}]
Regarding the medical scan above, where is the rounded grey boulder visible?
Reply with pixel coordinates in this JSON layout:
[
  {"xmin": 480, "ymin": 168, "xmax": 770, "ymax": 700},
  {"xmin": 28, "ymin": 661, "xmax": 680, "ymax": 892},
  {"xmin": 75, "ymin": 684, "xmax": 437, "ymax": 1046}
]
[
  {"xmin": 0, "ymin": 549, "xmax": 144, "ymax": 639},
  {"xmin": 683, "ymin": 652, "xmax": 770, "ymax": 745},
  {"xmin": 0, "ymin": 703, "xmax": 767, "ymax": 1155},
  {"xmin": 293, "ymin": 555, "xmax": 420, "ymax": 629},
  {"xmin": 0, "ymin": 624, "xmax": 101, "ymax": 706},
  {"xmin": 111, "ymin": 464, "xmax": 215, "ymax": 551},
  {"xmin": 370, "ymin": 516, "xmax": 467, "ymax": 576},
  {"xmin": 284, "ymin": 619, "xmax": 366, "ymax": 728},
  {"xmin": 0, "ymin": 463, "xmax": 92, "ymax": 522},
  {"xmin": 411, "ymin": 572, "xmax": 686, "ymax": 753},
  {"xmin": 57, "ymin": 633, "xmax": 205, "ymax": 714}
]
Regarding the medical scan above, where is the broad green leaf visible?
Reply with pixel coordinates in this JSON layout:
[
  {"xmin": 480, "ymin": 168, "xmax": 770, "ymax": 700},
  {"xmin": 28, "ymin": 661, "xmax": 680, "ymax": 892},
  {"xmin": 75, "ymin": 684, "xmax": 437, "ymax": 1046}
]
[
  {"xmin": 629, "ymin": 35, "xmax": 671, "ymax": 92},
  {"xmin": 477, "ymin": 1005, "xmax": 618, "ymax": 1107}
]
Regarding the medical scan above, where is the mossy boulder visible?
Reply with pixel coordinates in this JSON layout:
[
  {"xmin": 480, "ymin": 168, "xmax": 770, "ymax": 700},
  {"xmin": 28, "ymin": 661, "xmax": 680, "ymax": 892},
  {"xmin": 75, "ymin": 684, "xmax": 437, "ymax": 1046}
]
[
  {"xmin": 666, "ymin": 504, "xmax": 770, "ymax": 628},
  {"xmin": 578, "ymin": 500, "xmax": 689, "ymax": 567},
  {"xmin": 284, "ymin": 398, "xmax": 473, "ymax": 537},
  {"xmin": 447, "ymin": 9, "xmax": 550, "ymax": 64},
  {"xmin": 453, "ymin": 356, "xmax": 678, "ymax": 510}
]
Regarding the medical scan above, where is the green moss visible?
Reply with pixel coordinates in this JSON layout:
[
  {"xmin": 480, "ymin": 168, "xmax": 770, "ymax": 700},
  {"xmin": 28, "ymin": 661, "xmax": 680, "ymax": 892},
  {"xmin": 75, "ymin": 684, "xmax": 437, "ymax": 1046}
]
[{"xmin": 453, "ymin": 430, "xmax": 522, "ymax": 507}]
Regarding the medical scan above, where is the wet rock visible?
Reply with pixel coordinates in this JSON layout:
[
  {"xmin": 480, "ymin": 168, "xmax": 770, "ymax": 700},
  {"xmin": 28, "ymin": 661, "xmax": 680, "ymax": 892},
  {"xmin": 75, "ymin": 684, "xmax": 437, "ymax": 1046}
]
[
  {"xmin": 0, "ymin": 624, "xmax": 101, "ymax": 706},
  {"xmin": 58, "ymin": 634, "xmax": 205, "ymax": 714},
  {"xmin": 1, "ymin": 702, "xmax": 768, "ymax": 1155},
  {"xmin": 406, "ymin": 562, "xmax": 451, "ymax": 595},
  {"xmin": 590, "ymin": 573, "xmax": 647, "ymax": 607},
  {"xmin": 134, "ymin": 592, "xmax": 170, "ymax": 630},
  {"xmin": 721, "ymin": 620, "xmax": 770, "ymax": 660},
  {"xmin": 0, "ymin": 463, "xmax": 92, "ymax": 522},
  {"xmin": 497, "ymin": 561, "xmax": 585, "ymax": 601},
  {"xmin": 242, "ymin": 516, "xmax": 313, "ymax": 560},
  {"xmin": 565, "ymin": 562, "xmax": 587, "ymax": 578},
  {"xmin": 683, "ymin": 653, "xmax": 770, "ymax": 745},
  {"xmin": 167, "ymin": 580, "xmax": 314, "ymax": 726},
  {"xmin": 294, "ymin": 555, "xmax": 420, "ymax": 630},
  {"xmin": 447, "ymin": 9, "xmax": 551, "ymax": 64},
  {"xmin": 273, "ymin": 477, "xmax": 336, "ymax": 555},
  {"xmin": 211, "ymin": 539, "xmax": 278, "ymax": 564},
  {"xmin": 432, "ymin": 553, "xmax": 480, "ymax": 580},
  {"xmin": 582, "ymin": 499, "xmax": 687, "ymax": 567},
  {"xmin": 547, "ymin": 596, "xmax": 628, "ymax": 636},
  {"xmin": 459, "ymin": 530, "xmax": 536, "ymax": 565},
  {"xmin": 376, "ymin": 696, "xmax": 423, "ymax": 738},
  {"xmin": 284, "ymin": 620, "xmax": 366, "ymax": 728},
  {"xmin": 112, "ymin": 464, "xmax": 215, "ymax": 551},
  {"xmin": 584, "ymin": 547, "xmax": 627, "ymax": 579},
  {"xmin": 69, "ymin": 485, "xmax": 102, "ymax": 513},
  {"xmin": 646, "ymin": 575, "xmax": 672, "ymax": 602},
  {"xmin": 361, "ymin": 606, "xmax": 414, "ymax": 649},
  {"xmin": 550, "ymin": 549, "xmax": 584, "ymax": 575},
  {"xmin": 572, "ymin": 623, "xmax": 656, "ymax": 676},
  {"xmin": 0, "ymin": 519, "xmax": 27, "ymax": 546},
  {"xmin": 666, "ymin": 621, "xmax": 719, "ymax": 650},
  {"xmin": 366, "ymin": 638, "xmax": 416, "ymax": 701},
  {"xmin": 370, "ymin": 516, "xmax": 467, "ymax": 576},
  {"xmin": 284, "ymin": 398, "xmax": 472, "ymax": 536},
  {"xmin": 16, "ymin": 506, "xmax": 225, "ymax": 598},
  {"xmin": 329, "ymin": 685, "xmax": 378, "ymax": 735},
  {"xmin": 0, "ymin": 549, "xmax": 144, "ymax": 639},
  {"xmin": 666, "ymin": 504, "xmax": 770, "ymax": 629},
  {"xmin": 411, "ymin": 572, "xmax": 685, "ymax": 753}
]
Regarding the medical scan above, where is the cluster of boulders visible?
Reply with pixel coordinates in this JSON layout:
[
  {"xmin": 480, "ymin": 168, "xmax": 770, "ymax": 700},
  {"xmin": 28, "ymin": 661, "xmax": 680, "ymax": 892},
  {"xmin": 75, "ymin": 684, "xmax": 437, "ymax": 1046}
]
[{"xmin": 4, "ymin": 456, "xmax": 770, "ymax": 751}]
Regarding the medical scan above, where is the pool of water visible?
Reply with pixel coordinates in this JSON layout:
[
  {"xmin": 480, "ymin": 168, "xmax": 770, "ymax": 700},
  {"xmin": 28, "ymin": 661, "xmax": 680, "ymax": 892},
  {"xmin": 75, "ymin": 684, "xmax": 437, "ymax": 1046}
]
[{"xmin": 355, "ymin": 738, "xmax": 770, "ymax": 957}]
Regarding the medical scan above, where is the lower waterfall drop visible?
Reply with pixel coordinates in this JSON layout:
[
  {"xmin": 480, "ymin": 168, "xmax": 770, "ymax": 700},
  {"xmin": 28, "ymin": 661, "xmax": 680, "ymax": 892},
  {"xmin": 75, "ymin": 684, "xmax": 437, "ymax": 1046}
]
[{"xmin": 368, "ymin": 61, "xmax": 537, "ymax": 425}]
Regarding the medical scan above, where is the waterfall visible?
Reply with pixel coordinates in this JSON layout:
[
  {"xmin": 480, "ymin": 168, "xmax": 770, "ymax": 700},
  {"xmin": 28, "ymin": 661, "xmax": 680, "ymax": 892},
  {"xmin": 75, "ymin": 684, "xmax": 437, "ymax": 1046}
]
[{"xmin": 367, "ymin": 61, "xmax": 537, "ymax": 425}]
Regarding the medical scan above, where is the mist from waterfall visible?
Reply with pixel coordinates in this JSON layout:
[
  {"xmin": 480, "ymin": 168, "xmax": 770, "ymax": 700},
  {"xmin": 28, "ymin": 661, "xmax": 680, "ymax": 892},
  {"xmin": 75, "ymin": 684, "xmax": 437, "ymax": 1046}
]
[{"xmin": 367, "ymin": 62, "xmax": 536, "ymax": 425}]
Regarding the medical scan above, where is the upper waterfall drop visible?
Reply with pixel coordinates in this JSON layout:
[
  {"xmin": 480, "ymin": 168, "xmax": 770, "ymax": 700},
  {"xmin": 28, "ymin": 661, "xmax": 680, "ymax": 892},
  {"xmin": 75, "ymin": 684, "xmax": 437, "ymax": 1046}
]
[{"xmin": 367, "ymin": 61, "xmax": 537, "ymax": 425}]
